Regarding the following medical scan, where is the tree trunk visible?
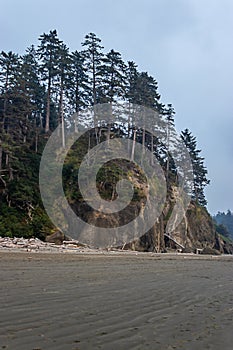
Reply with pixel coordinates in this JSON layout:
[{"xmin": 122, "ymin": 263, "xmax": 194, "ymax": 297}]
[
  {"xmin": 166, "ymin": 123, "xmax": 170, "ymax": 180},
  {"xmin": 75, "ymin": 83, "xmax": 79, "ymax": 133},
  {"xmin": 92, "ymin": 52, "xmax": 96, "ymax": 105},
  {"xmin": 61, "ymin": 107, "xmax": 65, "ymax": 148},
  {"xmin": 59, "ymin": 80, "xmax": 65, "ymax": 148},
  {"xmin": 127, "ymin": 103, "xmax": 131, "ymax": 153},
  {"xmin": 107, "ymin": 102, "xmax": 113, "ymax": 145},
  {"xmin": 141, "ymin": 112, "xmax": 145, "ymax": 164},
  {"xmin": 131, "ymin": 128, "xmax": 136, "ymax": 161},
  {"xmin": 92, "ymin": 52, "xmax": 99, "ymax": 145},
  {"xmin": 35, "ymin": 130, "xmax": 38, "ymax": 153},
  {"xmin": 0, "ymin": 142, "xmax": 2, "ymax": 171},
  {"xmin": 9, "ymin": 167, "xmax": 13, "ymax": 181},
  {"xmin": 39, "ymin": 113, "xmax": 43, "ymax": 129},
  {"xmin": 45, "ymin": 76, "xmax": 51, "ymax": 133},
  {"xmin": 74, "ymin": 111, "xmax": 79, "ymax": 133},
  {"xmin": 5, "ymin": 153, "xmax": 9, "ymax": 167},
  {"xmin": 150, "ymin": 133, "xmax": 154, "ymax": 166},
  {"xmin": 3, "ymin": 68, "xmax": 9, "ymax": 131}
]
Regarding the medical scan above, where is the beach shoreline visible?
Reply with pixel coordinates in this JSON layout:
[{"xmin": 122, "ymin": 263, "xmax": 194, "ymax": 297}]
[{"xmin": 0, "ymin": 251, "xmax": 233, "ymax": 350}]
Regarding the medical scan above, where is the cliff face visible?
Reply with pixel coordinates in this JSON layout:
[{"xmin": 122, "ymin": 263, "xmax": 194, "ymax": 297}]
[
  {"xmin": 165, "ymin": 202, "xmax": 228, "ymax": 252},
  {"xmin": 69, "ymin": 166, "xmax": 233, "ymax": 253},
  {"xmin": 133, "ymin": 186, "xmax": 233, "ymax": 254}
]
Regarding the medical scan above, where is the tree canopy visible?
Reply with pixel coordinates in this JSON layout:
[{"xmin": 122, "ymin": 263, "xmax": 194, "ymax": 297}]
[{"xmin": 0, "ymin": 30, "xmax": 210, "ymax": 238}]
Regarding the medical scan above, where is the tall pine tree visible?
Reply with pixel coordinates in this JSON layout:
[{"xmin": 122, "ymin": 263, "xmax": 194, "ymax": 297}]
[
  {"xmin": 181, "ymin": 129, "xmax": 210, "ymax": 206},
  {"xmin": 37, "ymin": 30, "xmax": 62, "ymax": 132},
  {"xmin": 81, "ymin": 33, "xmax": 104, "ymax": 106},
  {"xmin": 68, "ymin": 50, "xmax": 90, "ymax": 132}
]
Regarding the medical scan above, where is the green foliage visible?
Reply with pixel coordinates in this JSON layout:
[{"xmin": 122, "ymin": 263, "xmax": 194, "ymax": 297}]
[
  {"xmin": 98, "ymin": 49, "xmax": 127, "ymax": 103},
  {"xmin": 218, "ymin": 233, "xmax": 232, "ymax": 244},
  {"xmin": 213, "ymin": 210, "xmax": 233, "ymax": 239},
  {"xmin": 0, "ymin": 140, "xmax": 54, "ymax": 238},
  {"xmin": 181, "ymin": 129, "xmax": 210, "ymax": 206},
  {"xmin": 0, "ymin": 30, "xmax": 211, "ymax": 239},
  {"xmin": 215, "ymin": 223, "xmax": 230, "ymax": 238}
]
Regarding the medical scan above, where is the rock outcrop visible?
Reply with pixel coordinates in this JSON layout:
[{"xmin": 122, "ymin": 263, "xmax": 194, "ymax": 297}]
[
  {"xmin": 67, "ymin": 172, "xmax": 233, "ymax": 253},
  {"xmin": 135, "ymin": 188, "xmax": 233, "ymax": 254}
]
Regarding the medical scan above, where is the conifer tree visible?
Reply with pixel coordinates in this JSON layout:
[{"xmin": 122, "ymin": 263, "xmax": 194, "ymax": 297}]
[
  {"xmin": 126, "ymin": 61, "xmax": 139, "ymax": 105},
  {"xmin": 68, "ymin": 50, "xmax": 89, "ymax": 132},
  {"xmin": 37, "ymin": 30, "xmax": 62, "ymax": 132},
  {"xmin": 98, "ymin": 49, "xmax": 127, "ymax": 142},
  {"xmin": 99, "ymin": 49, "xmax": 126, "ymax": 103},
  {"xmin": 164, "ymin": 103, "xmax": 176, "ymax": 179},
  {"xmin": 56, "ymin": 43, "xmax": 71, "ymax": 147},
  {"xmin": 20, "ymin": 46, "xmax": 46, "ymax": 151},
  {"xmin": 21, "ymin": 46, "xmax": 45, "ymax": 127},
  {"xmin": 82, "ymin": 33, "xmax": 104, "ymax": 144},
  {"xmin": 0, "ymin": 51, "xmax": 20, "ymax": 131},
  {"xmin": 129, "ymin": 71, "xmax": 162, "ymax": 162},
  {"xmin": 0, "ymin": 51, "xmax": 21, "ymax": 172},
  {"xmin": 181, "ymin": 128, "xmax": 210, "ymax": 206},
  {"xmin": 81, "ymin": 33, "xmax": 104, "ymax": 106},
  {"xmin": 134, "ymin": 72, "xmax": 160, "ymax": 109},
  {"xmin": 125, "ymin": 61, "xmax": 139, "ymax": 153},
  {"xmin": 213, "ymin": 210, "xmax": 233, "ymax": 238}
]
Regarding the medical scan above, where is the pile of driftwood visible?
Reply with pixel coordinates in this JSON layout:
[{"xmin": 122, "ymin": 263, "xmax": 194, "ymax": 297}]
[{"xmin": 0, "ymin": 236, "xmax": 92, "ymax": 253}]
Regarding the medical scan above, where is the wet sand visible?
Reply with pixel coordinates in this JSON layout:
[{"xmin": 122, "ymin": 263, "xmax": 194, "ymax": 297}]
[{"xmin": 0, "ymin": 251, "xmax": 233, "ymax": 350}]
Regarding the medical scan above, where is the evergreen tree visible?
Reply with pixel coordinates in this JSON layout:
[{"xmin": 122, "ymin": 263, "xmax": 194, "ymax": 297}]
[
  {"xmin": 56, "ymin": 43, "xmax": 71, "ymax": 147},
  {"xmin": 181, "ymin": 129, "xmax": 210, "ymax": 206},
  {"xmin": 21, "ymin": 46, "xmax": 45, "ymax": 127},
  {"xmin": 163, "ymin": 104, "xmax": 177, "ymax": 179},
  {"xmin": 81, "ymin": 33, "xmax": 105, "ymax": 146},
  {"xmin": 125, "ymin": 61, "xmax": 139, "ymax": 151},
  {"xmin": 0, "ymin": 51, "xmax": 22, "ymax": 175},
  {"xmin": 81, "ymin": 33, "xmax": 104, "ymax": 106},
  {"xmin": 127, "ymin": 70, "xmax": 164, "ymax": 163},
  {"xmin": 20, "ymin": 46, "xmax": 46, "ymax": 151},
  {"xmin": 99, "ymin": 49, "xmax": 126, "ymax": 103},
  {"xmin": 213, "ymin": 210, "xmax": 233, "ymax": 238},
  {"xmin": 0, "ymin": 51, "xmax": 20, "ymax": 132},
  {"xmin": 215, "ymin": 223, "xmax": 231, "ymax": 238},
  {"xmin": 98, "ymin": 49, "xmax": 127, "ymax": 142},
  {"xmin": 134, "ymin": 72, "xmax": 160, "ymax": 109},
  {"xmin": 68, "ymin": 50, "xmax": 90, "ymax": 131},
  {"xmin": 126, "ymin": 61, "xmax": 139, "ymax": 105},
  {"xmin": 37, "ymin": 30, "xmax": 62, "ymax": 132}
]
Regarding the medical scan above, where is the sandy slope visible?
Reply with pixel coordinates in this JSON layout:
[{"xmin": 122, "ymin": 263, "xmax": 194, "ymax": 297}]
[{"xmin": 0, "ymin": 252, "xmax": 233, "ymax": 350}]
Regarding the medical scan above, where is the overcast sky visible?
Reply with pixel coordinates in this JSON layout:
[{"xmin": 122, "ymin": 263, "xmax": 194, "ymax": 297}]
[{"xmin": 1, "ymin": 0, "xmax": 232, "ymax": 214}]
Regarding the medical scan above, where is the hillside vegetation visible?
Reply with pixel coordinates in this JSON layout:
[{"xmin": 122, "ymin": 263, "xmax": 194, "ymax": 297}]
[{"xmin": 1, "ymin": 30, "xmax": 231, "ymax": 253}]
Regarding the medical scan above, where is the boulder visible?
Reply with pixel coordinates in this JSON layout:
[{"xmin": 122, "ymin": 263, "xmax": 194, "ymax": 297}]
[
  {"xmin": 45, "ymin": 231, "xmax": 65, "ymax": 245},
  {"xmin": 200, "ymin": 247, "xmax": 221, "ymax": 255}
]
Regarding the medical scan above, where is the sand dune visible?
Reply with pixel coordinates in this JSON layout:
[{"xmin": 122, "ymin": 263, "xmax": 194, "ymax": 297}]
[{"xmin": 0, "ymin": 252, "xmax": 233, "ymax": 349}]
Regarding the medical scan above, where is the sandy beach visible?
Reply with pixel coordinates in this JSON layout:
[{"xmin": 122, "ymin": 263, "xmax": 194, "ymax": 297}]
[{"xmin": 0, "ymin": 251, "xmax": 233, "ymax": 350}]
